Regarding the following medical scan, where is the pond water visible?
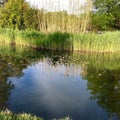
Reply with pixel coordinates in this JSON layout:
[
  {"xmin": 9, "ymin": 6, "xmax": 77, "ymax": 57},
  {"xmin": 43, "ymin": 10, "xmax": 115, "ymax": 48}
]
[{"xmin": 0, "ymin": 46, "xmax": 120, "ymax": 120}]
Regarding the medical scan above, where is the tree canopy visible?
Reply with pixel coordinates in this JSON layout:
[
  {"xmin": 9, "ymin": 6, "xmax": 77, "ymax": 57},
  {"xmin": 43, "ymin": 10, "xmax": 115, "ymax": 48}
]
[
  {"xmin": 0, "ymin": 0, "xmax": 39, "ymax": 30},
  {"xmin": 92, "ymin": 0, "xmax": 120, "ymax": 30}
]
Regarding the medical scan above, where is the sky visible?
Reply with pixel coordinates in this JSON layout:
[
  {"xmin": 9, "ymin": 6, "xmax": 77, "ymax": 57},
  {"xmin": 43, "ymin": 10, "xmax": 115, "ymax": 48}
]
[{"xmin": 25, "ymin": 0, "xmax": 86, "ymax": 14}]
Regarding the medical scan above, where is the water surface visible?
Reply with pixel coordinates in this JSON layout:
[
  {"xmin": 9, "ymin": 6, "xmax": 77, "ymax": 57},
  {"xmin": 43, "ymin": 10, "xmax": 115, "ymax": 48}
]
[{"xmin": 0, "ymin": 46, "xmax": 120, "ymax": 120}]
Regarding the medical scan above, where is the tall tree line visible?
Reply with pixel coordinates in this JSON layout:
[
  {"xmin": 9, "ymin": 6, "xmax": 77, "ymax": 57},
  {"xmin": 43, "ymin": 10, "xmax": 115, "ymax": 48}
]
[
  {"xmin": 0, "ymin": 0, "xmax": 119, "ymax": 32},
  {"xmin": 0, "ymin": 0, "xmax": 92, "ymax": 32}
]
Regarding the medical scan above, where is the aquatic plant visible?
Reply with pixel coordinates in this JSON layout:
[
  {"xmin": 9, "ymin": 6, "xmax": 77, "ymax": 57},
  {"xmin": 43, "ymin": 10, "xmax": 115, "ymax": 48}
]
[
  {"xmin": 0, "ymin": 28, "xmax": 120, "ymax": 52},
  {"xmin": 73, "ymin": 31, "xmax": 120, "ymax": 52}
]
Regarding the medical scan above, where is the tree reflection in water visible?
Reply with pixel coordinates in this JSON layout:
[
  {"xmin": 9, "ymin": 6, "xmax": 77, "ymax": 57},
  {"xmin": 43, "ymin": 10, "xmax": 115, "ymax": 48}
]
[
  {"xmin": 0, "ymin": 45, "xmax": 120, "ymax": 119},
  {"xmin": 0, "ymin": 45, "xmax": 71, "ymax": 111},
  {"xmin": 84, "ymin": 67, "xmax": 120, "ymax": 119},
  {"xmin": 0, "ymin": 56, "xmax": 14, "ymax": 109},
  {"xmin": 0, "ymin": 54, "xmax": 29, "ymax": 110},
  {"xmin": 70, "ymin": 52, "xmax": 120, "ymax": 119}
]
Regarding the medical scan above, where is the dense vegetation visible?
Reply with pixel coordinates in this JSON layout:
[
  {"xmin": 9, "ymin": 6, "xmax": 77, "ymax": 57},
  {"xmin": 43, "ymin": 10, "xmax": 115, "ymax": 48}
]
[
  {"xmin": 0, "ymin": 28, "xmax": 120, "ymax": 52},
  {"xmin": 0, "ymin": 1, "xmax": 120, "ymax": 119},
  {"xmin": 0, "ymin": 0, "xmax": 91, "ymax": 33},
  {"xmin": 0, "ymin": 0, "xmax": 119, "ymax": 52},
  {"xmin": 0, "ymin": 0, "xmax": 119, "ymax": 32},
  {"xmin": 91, "ymin": 0, "xmax": 120, "ymax": 31}
]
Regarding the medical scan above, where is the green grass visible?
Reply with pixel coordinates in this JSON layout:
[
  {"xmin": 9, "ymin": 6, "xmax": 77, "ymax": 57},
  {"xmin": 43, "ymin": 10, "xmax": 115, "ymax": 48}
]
[
  {"xmin": 73, "ymin": 31, "xmax": 120, "ymax": 52},
  {"xmin": 0, "ymin": 28, "xmax": 72, "ymax": 51},
  {"xmin": 0, "ymin": 28, "xmax": 120, "ymax": 52},
  {"xmin": 0, "ymin": 110, "xmax": 71, "ymax": 120}
]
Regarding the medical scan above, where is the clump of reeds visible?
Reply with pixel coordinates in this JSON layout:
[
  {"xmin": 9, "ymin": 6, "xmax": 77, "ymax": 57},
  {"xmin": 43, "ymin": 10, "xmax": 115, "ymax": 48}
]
[{"xmin": 35, "ymin": 0, "xmax": 93, "ymax": 33}]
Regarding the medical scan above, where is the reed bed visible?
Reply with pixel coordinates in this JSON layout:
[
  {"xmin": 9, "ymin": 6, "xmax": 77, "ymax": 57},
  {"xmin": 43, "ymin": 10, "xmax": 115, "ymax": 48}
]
[
  {"xmin": 0, "ymin": 28, "xmax": 120, "ymax": 52},
  {"xmin": 73, "ymin": 31, "xmax": 120, "ymax": 52},
  {"xmin": 34, "ymin": 0, "xmax": 92, "ymax": 33},
  {"xmin": 0, "ymin": 28, "xmax": 72, "ymax": 50}
]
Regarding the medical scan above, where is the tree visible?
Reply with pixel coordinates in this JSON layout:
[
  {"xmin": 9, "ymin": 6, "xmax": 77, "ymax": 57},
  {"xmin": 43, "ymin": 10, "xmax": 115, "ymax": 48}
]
[
  {"xmin": 0, "ymin": 0, "xmax": 35, "ymax": 30},
  {"xmin": 92, "ymin": 0, "xmax": 120, "ymax": 30},
  {"xmin": 91, "ymin": 13, "xmax": 115, "ymax": 31},
  {"xmin": 23, "ymin": 7, "xmax": 39, "ymax": 30}
]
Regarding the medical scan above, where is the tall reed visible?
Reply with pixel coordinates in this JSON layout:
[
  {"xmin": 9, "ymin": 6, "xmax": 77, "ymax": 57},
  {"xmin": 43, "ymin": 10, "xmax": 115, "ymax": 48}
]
[
  {"xmin": 73, "ymin": 31, "xmax": 120, "ymax": 52},
  {"xmin": 34, "ymin": 0, "xmax": 93, "ymax": 33},
  {"xmin": 0, "ymin": 28, "xmax": 120, "ymax": 52}
]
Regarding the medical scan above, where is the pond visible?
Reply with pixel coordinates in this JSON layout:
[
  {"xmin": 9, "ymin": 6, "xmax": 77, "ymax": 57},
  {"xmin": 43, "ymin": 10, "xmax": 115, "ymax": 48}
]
[{"xmin": 0, "ymin": 45, "xmax": 120, "ymax": 120}]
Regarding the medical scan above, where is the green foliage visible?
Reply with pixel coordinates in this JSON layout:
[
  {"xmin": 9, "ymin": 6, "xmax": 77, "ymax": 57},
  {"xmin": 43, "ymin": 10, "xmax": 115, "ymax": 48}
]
[
  {"xmin": 0, "ymin": 0, "xmax": 38, "ymax": 30},
  {"xmin": 92, "ymin": 0, "xmax": 120, "ymax": 30},
  {"xmin": 23, "ymin": 8, "xmax": 39, "ymax": 30},
  {"xmin": 91, "ymin": 13, "xmax": 115, "ymax": 30},
  {"xmin": 73, "ymin": 31, "xmax": 120, "ymax": 52},
  {"xmin": 0, "ymin": 28, "xmax": 120, "ymax": 52},
  {"xmin": 0, "ymin": 0, "xmax": 119, "ymax": 31},
  {"xmin": 0, "ymin": 28, "xmax": 73, "ymax": 51},
  {"xmin": 94, "ymin": 0, "xmax": 119, "ymax": 13},
  {"xmin": 0, "ymin": 0, "xmax": 91, "ymax": 32}
]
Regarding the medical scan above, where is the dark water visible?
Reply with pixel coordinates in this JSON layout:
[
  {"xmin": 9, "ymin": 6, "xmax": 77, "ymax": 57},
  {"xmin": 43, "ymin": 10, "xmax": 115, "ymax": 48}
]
[{"xmin": 0, "ymin": 46, "xmax": 120, "ymax": 120}]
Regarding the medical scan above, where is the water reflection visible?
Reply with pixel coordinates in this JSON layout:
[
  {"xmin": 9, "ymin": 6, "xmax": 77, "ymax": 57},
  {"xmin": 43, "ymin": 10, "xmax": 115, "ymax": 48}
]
[
  {"xmin": 0, "ymin": 46, "xmax": 120, "ymax": 120},
  {"xmin": 85, "ymin": 67, "xmax": 120, "ymax": 119},
  {"xmin": 0, "ymin": 55, "xmax": 14, "ymax": 110},
  {"xmin": 8, "ymin": 60, "xmax": 106, "ymax": 120}
]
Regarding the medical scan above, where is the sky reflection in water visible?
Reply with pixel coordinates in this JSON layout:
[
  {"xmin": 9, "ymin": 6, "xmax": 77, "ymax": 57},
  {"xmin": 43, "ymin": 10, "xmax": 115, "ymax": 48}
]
[{"xmin": 8, "ymin": 59, "xmax": 109, "ymax": 120}]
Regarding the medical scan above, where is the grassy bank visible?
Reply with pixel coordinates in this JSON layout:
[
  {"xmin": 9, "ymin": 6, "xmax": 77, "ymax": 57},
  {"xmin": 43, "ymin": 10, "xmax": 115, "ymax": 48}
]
[
  {"xmin": 0, "ymin": 28, "xmax": 120, "ymax": 52},
  {"xmin": 0, "ymin": 110, "xmax": 71, "ymax": 120},
  {"xmin": 73, "ymin": 31, "xmax": 120, "ymax": 52},
  {"xmin": 0, "ymin": 28, "xmax": 72, "ymax": 51}
]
